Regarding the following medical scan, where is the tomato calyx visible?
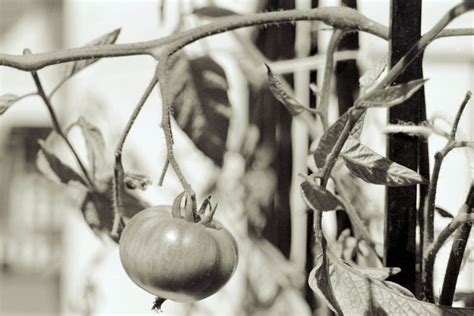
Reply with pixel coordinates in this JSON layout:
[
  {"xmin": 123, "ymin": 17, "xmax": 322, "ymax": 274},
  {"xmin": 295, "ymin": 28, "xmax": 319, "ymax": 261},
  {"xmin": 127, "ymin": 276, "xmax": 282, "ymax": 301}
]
[
  {"xmin": 171, "ymin": 191, "xmax": 197, "ymax": 222},
  {"xmin": 197, "ymin": 195, "xmax": 218, "ymax": 226},
  {"xmin": 171, "ymin": 192, "xmax": 219, "ymax": 228}
]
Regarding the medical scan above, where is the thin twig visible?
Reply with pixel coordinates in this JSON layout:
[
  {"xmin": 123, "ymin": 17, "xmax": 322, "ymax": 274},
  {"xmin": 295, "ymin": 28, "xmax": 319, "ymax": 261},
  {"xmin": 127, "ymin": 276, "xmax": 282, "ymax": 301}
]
[
  {"xmin": 158, "ymin": 157, "xmax": 169, "ymax": 186},
  {"xmin": 31, "ymin": 71, "xmax": 95, "ymax": 189},
  {"xmin": 449, "ymin": 91, "xmax": 472, "ymax": 140},
  {"xmin": 318, "ymin": 29, "xmax": 346, "ymax": 130},
  {"xmin": 423, "ymin": 203, "xmax": 474, "ymax": 304},
  {"xmin": 111, "ymin": 73, "xmax": 159, "ymax": 237},
  {"xmin": 424, "ymin": 145, "xmax": 454, "ymax": 248},
  {"xmin": 439, "ymin": 184, "xmax": 474, "ymax": 306},
  {"xmin": 453, "ymin": 141, "xmax": 474, "ymax": 149},
  {"xmin": 156, "ymin": 51, "xmax": 196, "ymax": 210},
  {"xmin": 421, "ymin": 90, "xmax": 473, "ymax": 301},
  {"xmin": 425, "ymin": 208, "xmax": 473, "ymax": 266}
]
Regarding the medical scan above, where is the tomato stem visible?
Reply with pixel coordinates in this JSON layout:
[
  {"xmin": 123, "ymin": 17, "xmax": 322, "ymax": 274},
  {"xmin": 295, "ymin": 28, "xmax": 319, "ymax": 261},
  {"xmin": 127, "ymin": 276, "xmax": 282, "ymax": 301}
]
[{"xmin": 151, "ymin": 296, "xmax": 166, "ymax": 312}]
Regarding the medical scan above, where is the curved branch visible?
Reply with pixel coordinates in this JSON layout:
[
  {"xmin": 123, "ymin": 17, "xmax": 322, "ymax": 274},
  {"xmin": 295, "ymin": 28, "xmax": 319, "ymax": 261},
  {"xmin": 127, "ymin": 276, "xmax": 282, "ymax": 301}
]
[
  {"xmin": 1, "ymin": 6, "xmax": 472, "ymax": 72},
  {"xmin": 318, "ymin": 29, "xmax": 346, "ymax": 130},
  {"xmin": 2, "ymin": 7, "xmax": 387, "ymax": 71},
  {"xmin": 156, "ymin": 51, "xmax": 196, "ymax": 209},
  {"xmin": 111, "ymin": 72, "xmax": 159, "ymax": 237}
]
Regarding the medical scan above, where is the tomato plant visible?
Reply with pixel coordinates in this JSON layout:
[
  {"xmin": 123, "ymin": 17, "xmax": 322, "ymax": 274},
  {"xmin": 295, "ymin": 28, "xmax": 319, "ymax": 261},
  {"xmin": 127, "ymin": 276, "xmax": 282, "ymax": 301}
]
[
  {"xmin": 1, "ymin": 1, "xmax": 473, "ymax": 315},
  {"xmin": 119, "ymin": 201, "xmax": 238, "ymax": 305}
]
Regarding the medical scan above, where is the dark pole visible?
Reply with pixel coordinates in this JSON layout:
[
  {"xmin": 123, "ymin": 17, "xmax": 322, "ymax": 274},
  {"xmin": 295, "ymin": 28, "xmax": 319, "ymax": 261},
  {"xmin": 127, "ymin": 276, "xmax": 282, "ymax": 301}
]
[
  {"xmin": 255, "ymin": 0, "xmax": 295, "ymax": 258},
  {"xmin": 335, "ymin": 0, "xmax": 359, "ymax": 238},
  {"xmin": 385, "ymin": 0, "xmax": 427, "ymax": 294}
]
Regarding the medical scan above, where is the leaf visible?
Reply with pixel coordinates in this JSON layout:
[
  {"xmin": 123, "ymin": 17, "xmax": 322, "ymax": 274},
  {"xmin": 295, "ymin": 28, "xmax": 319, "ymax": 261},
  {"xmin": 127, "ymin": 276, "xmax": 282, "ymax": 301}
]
[
  {"xmin": 384, "ymin": 281, "xmax": 416, "ymax": 298},
  {"xmin": 193, "ymin": 6, "xmax": 240, "ymax": 18},
  {"xmin": 436, "ymin": 206, "xmax": 454, "ymax": 218},
  {"xmin": 168, "ymin": 54, "xmax": 231, "ymax": 166},
  {"xmin": 313, "ymin": 111, "xmax": 363, "ymax": 169},
  {"xmin": 352, "ymin": 267, "xmax": 401, "ymax": 281},
  {"xmin": 300, "ymin": 180, "xmax": 341, "ymax": 211},
  {"xmin": 77, "ymin": 117, "xmax": 107, "ymax": 180},
  {"xmin": 81, "ymin": 178, "xmax": 149, "ymax": 242},
  {"xmin": 356, "ymin": 78, "xmax": 428, "ymax": 109},
  {"xmin": 342, "ymin": 138, "xmax": 427, "ymax": 186},
  {"xmin": 37, "ymin": 140, "xmax": 88, "ymax": 187},
  {"xmin": 0, "ymin": 94, "xmax": 20, "ymax": 115},
  {"xmin": 312, "ymin": 235, "xmax": 345, "ymax": 314},
  {"xmin": 63, "ymin": 29, "xmax": 121, "ymax": 80},
  {"xmin": 265, "ymin": 64, "xmax": 316, "ymax": 116},
  {"xmin": 359, "ymin": 60, "xmax": 386, "ymax": 87},
  {"xmin": 351, "ymin": 111, "xmax": 366, "ymax": 139},
  {"xmin": 309, "ymin": 239, "xmax": 473, "ymax": 315}
]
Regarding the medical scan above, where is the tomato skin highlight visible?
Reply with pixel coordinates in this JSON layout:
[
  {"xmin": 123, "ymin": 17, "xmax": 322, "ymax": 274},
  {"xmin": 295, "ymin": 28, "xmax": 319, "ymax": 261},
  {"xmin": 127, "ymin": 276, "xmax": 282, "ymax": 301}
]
[{"xmin": 119, "ymin": 206, "xmax": 238, "ymax": 302}]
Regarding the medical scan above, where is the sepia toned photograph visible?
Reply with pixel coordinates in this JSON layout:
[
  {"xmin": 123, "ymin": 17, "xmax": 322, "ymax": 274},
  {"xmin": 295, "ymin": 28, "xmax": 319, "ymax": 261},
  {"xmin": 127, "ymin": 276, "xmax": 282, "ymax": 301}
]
[{"xmin": 0, "ymin": 0, "xmax": 473, "ymax": 315}]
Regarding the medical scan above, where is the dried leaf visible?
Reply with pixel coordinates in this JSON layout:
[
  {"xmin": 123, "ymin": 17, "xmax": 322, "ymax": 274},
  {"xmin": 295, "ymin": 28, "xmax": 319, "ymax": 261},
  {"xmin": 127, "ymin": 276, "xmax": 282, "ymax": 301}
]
[
  {"xmin": 356, "ymin": 79, "xmax": 428, "ymax": 109},
  {"xmin": 266, "ymin": 64, "xmax": 316, "ymax": 116},
  {"xmin": 308, "ymin": 239, "xmax": 473, "ymax": 315},
  {"xmin": 359, "ymin": 60, "xmax": 386, "ymax": 87},
  {"xmin": 300, "ymin": 180, "xmax": 341, "ymax": 211},
  {"xmin": 63, "ymin": 29, "xmax": 121, "ymax": 80},
  {"xmin": 37, "ymin": 140, "xmax": 87, "ymax": 187},
  {"xmin": 124, "ymin": 172, "xmax": 152, "ymax": 190},
  {"xmin": 169, "ymin": 54, "xmax": 231, "ymax": 166},
  {"xmin": 0, "ymin": 94, "xmax": 20, "ymax": 115},
  {"xmin": 342, "ymin": 138, "xmax": 427, "ymax": 186},
  {"xmin": 77, "ymin": 117, "xmax": 107, "ymax": 180},
  {"xmin": 193, "ymin": 6, "xmax": 240, "ymax": 18}
]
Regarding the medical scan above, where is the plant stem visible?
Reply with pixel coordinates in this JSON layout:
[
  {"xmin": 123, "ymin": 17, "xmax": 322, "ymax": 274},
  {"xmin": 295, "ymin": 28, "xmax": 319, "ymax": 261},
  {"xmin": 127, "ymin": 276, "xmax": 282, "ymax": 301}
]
[
  {"xmin": 316, "ymin": 3, "xmax": 474, "ymax": 192},
  {"xmin": 320, "ymin": 108, "xmax": 362, "ymax": 186},
  {"xmin": 449, "ymin": 91, "xmax": 472, "ymax": 140},
  {"xmin": 157, "ymin": 157, "xmax": 169, "ymax": 186},
  {"xmin": 421, "ymin": 91, "xmax": 472, "ymax": 302},
  {"xmin": 2, "ymin": 5, "xmax": 472, "ymax": 71},
  {"xmin": 110, "ymin": 73, "xmax": 159, "ymax": 237},
  {"xmin": 157, "ymin": 52, "xmax": 196, "ymax": 210},
  {"xmin": 376, "ymin": 2, "xmax": 474, "ymax": 90},
  {"xmin": 318, "ymin": 29, "xmax": 346, "ymax": 130},
  {"xmin": 423, "ymin": 201, "xmax": 474, "ymax": 304},
  {"xmin": 421, "ymin": 142, "xmax": 454, "ymax": 302},
  {"xmin": 315, "ymin": 1, "xmax": 474, "ymax": 226},
  {"xmin": 424, "ymin": 145, "xmax": 453, "ymax": 247},
  {"xmin": 439, "ymin": 184, "xmax": 474, "ymax": 306},
  {"xmin": 31, "ymin": 71, "xmax": 95, "ymax": 189}
]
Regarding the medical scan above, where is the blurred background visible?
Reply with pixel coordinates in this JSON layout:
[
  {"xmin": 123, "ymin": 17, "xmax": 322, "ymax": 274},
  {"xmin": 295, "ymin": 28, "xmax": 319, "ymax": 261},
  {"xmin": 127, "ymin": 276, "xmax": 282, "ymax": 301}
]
[{"xmin": 0, "ymin": 0, "xmax": 472, "ymax": 315}]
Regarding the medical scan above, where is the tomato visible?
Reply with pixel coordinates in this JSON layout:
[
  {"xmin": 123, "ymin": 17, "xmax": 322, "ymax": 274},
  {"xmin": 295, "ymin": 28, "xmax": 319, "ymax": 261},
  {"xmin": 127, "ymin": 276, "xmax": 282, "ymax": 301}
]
[{"xmin": 119, "ymin": 205, "xmax": 238, "ymax": 303}]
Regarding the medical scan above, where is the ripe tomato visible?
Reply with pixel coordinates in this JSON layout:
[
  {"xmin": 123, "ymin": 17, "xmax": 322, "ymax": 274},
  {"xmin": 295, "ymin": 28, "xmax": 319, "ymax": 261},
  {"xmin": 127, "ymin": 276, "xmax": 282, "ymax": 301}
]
[{"xmin": 119, "ymin": 205, "xmax": 238, "ymax": 303}]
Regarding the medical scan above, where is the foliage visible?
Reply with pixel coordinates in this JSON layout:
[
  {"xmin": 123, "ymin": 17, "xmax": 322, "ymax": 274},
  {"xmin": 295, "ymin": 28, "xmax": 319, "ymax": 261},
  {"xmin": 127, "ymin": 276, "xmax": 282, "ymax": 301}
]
[{"xmin": 1, "ymin": 1, "xmax": 473, "ymax": 315}]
